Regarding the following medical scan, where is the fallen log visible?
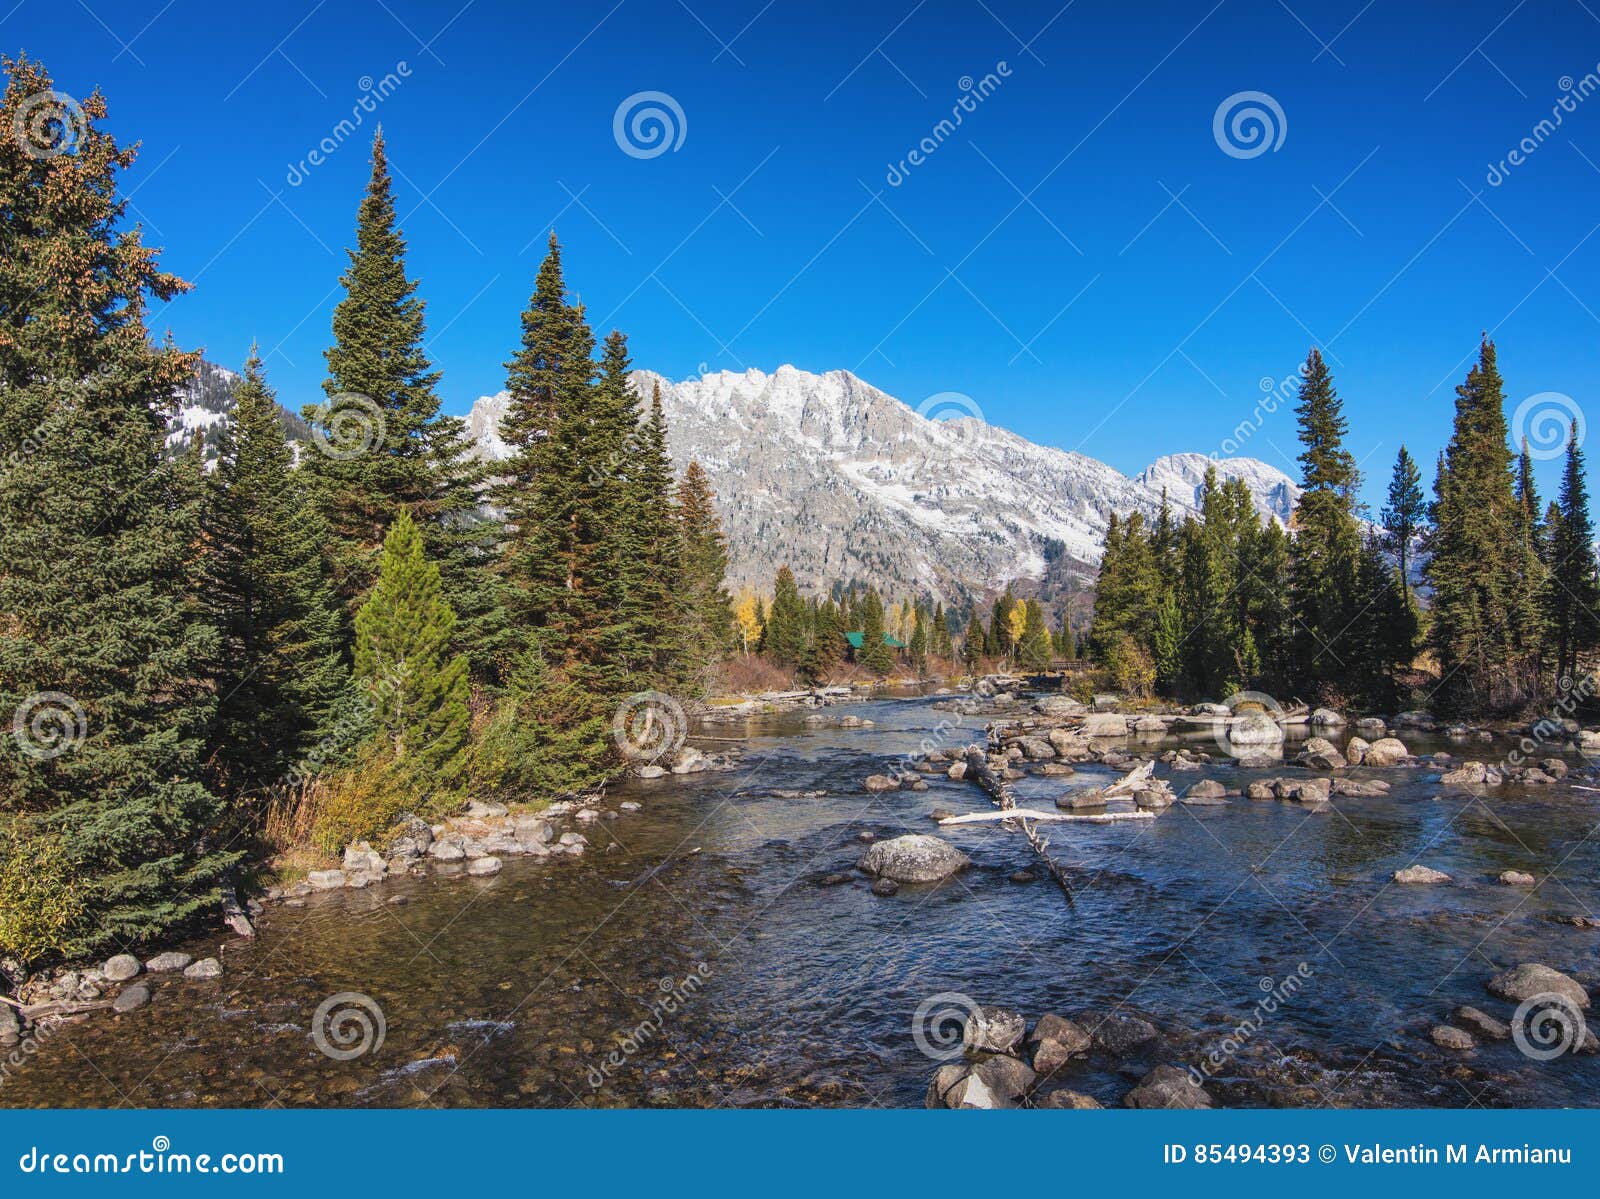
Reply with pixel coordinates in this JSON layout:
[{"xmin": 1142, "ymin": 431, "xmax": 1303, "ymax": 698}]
[
  {"xmin": 938, "ymin": 808, "xmax": 1155, "ymax": 825},
  {"xmin": 1101, "ymin": 758, "xmax": 1155, "ymax": 797},
  {"xmin": 962, "ymin": 747, "xmax": 1076, "ymax": 901}
]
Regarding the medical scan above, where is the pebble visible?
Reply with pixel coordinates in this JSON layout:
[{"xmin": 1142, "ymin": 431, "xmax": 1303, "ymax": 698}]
[
  {"xmin": 1430, "ymin": 1025, "xmax": 1476, "ymax": 1051},
  {"xmin": 467, "ymin": 856, "xmax": 503, "ymax": 876}
]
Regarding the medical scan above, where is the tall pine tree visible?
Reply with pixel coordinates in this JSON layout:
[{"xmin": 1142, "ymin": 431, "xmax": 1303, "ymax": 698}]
[{"xmin": 1546, "ymin": 421, "xmax": 1600, "ymax": 686}]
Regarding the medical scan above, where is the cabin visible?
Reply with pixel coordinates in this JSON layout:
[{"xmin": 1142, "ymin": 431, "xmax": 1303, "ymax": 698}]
[{"xmin": 843, "ymin": 630, "xmax": 906, "ymax": 662}]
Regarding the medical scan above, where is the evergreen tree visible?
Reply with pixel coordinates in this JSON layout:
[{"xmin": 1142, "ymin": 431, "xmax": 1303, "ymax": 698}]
[
  {"xmin": 203, "ymin": 348, "xmax": 348, "ymax": 792},
  {"xmin": 677, "ymin": 459, "xmax": 735, "ymax": 671},
  {"xmin": 961, "ymin": 610, "xmax": 986, "ymax": 671},
  {"xmin": 301, "ymin": 131, "xmax": 503, "ymax": 677},
  {"xmin": 1287, "ymin": 348, "xmax": 1362, "ymax": 692},
  {"xmin": 1380, "ymin": 445, "xmax": 1425, "ymax": 600},
  {"xmin": 353, "ymin": 510, "xmax": 470, "ymax": 781},
  {"xmin": 908, "ymin": 605, "xmax": 929, "ymax": 673},
  {"xmin": 859, "ymin": 590, "xmax": 896, "ymax": 674},
  {"xmin": 0, "ymin": 59, "xmax": 235, "ymax": 958},
  {"xmin": 1018, "ymin": 599, "xmax": 1052, "ymax": 669},
  {"xmin": 765, "ymin": 566, "xmax": 807, "ymax": 665},
  {"xmin": 1427, "ymin": 339, "xmax": 1544, "ymax": 710},
  {"xmin": 988, "ymin": 587, "xmax": 1018, "ymax": 658},
  {"xmin": 1547, "ymin": 422, "xmax": 1600, "ymax": 685},
  {"xmin": 931, "ymin": 601, "xmax": 954, "ymax": 659}
]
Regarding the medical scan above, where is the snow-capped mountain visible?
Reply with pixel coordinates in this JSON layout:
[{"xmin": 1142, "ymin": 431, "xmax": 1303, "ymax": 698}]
[
  {"xmin": 468, "ymin": 365, "xmax": 1301, "ymax": 601},
  {"xmin": 164, "ymin": 360, "xmax": 310, "ymax": 464}
]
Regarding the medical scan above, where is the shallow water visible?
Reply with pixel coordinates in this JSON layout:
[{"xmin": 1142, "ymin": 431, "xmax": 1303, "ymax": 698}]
[{"xmin": 6, "ymin": 695, "xmax": 1599, "ymax": 1108}]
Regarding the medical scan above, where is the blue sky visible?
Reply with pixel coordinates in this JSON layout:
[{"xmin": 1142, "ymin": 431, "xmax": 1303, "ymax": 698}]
[{"xmin": 9, "ymin": 0, "xmax": 1600, "ymax": 508}]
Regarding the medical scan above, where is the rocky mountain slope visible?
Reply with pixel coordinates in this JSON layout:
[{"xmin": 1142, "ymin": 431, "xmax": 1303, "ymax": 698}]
[{"xmin": 468, "ymin": 365, "xmax": 1301, "ymax": 602}]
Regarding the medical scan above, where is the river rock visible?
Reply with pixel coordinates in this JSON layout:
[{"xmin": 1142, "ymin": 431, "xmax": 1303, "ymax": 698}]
[
  {"xmin": 111, "ymin": 984, "xmax": 151, "ymax": 1013},
  {"xmin": 1123, "ymin": 1064, "xmax": 1212, "ymax": 1109},
  {"xmin": 1058, "ymin": 789, "xmax": 1107, "ymax": 810},
  {"xmin": 637, "ymin": 764, "xmax": 668, "ymax": 779},
  {"xmin": 1487, "ymin": 963, "xmax": 1590, "ymax": 1009},
  {"xmin": 963, "ymin": 1006, "xmax": 1026, "ymax": 1054},
  {"xmin": 342, "ymin": 841, "xmax": 386, "ymax": 875},
  {"xmin": 1015, "ymin": 737, "xmax": 1056, "ymax": 760},
  {"xmin": 1430, "ymin": 1025, "xmax": 1475, "ymax": 1051},
  {"xmin": 0, "ymin": 1004, "xmax": 18, "ymax": 1045},
  {"xmin": 1184, "ymin": 779, "xmax": 1227, "ymax": 800},
  {"xmin": 1344, "ymin": 736, "xmax": 1370, "ymax": 765},
  {"xmin": 144, "ymin": 951, "xmax": 193, "ymax": 973},
  {"xmin": 1035, "ymin": 695, "xmax": 1087, "ymax": 717},
  {"xmin": 1028, "ymin": 1014, "xmax": 1091, "ymax": 1073},
  {"xmin": 1364, "ymin": 738, "xmax": 1410, "ymax": 766},
  {"xmin": 857, "ymin": 835, "xmax": 970, "ymax": 883},
  {"xmin": 1441, "ymin": 761, "xmax": 1488, "ymax": 786},
  {"xmin": 467, "ymin": 856, "xmax": 502, "ymax": 876},
  {"xmin": 1133, "ymin": 715, "xmax": 1169, "ymax": 733},
  {"xmin": 1331, "ymin": 779, "xmax": 1390, "ymax": 797},
  {"xmin": 1245, "ymin": 780, "xmax": 1278, "ymax": 800},
  {"xmin": 1081, "ymin": 713, "xmax": 1128, "ymax": 738},
  {"xmin": 1454, "ymin": 1006, "xmax": 1511, "ymax": 1040},
  {"xmin": 1300, "ymin": 737, "xmax": 1347, "ymax": 769},
  {"xmin": 961, "ymin": 1055, "xmax": 1036, "ymax": 1107},
  {"xmin": 1393, "ymin": 711, "xmax": 1439, "ymax": 732},
  {"xmin": 1035, "ymin": 1087, "xmax": 1103, "ymax": 1109},
  {"xmin": 1498, "ymin": 870, "xmax": 1537, "ymax": 886},
  {"xmin": 103, "ymin": 954, "xmax": 142, "ymax": 982},
  {"xmin": 946, "ymin": 762, "xmax": 967, "ymax": 781},
  {"xmin": 1541, "ymin": 758, "xmax": 1570, "ymax": 780},
  {"xmin": 184, "ymin": 957, "xmax": 222, "ymax": 980},
  {"xmin": 1310, "ymin": 708, "xmax": 1347, "ymax": 729},
  {"xmin": 870, "ymin": 877, "xmax": 899, "ymax": 897},
  {"xmin": 306, "ymin": 869, "xmax": 348, "ymax": 890},
  {"xmin": 1088, "ymin": 1012, "xmax": 1158, "ymax": 1055},
  {"xmin": 1283, "ymin": 777, "xmax": 1332, "ymax": 804},
  {"xmin": 863, "ymin": 774, "xmax": 899, "ymax": 793},
  {"xmin": 1393, "ymin": 865, "xmax": 1451, "ymax": 884},
  {"xmin": 428, "ymin": 840, "xmax": 465, "ymax": 862},
  {"xmin": 1036, "ymin": 762, "xmax": 1076, "ymax": 776}
]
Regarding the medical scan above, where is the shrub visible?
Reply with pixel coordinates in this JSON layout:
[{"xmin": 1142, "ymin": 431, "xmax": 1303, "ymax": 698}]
[{"xmin": 0, "ymin": 824, "xmax": 87, "ymax": 965}]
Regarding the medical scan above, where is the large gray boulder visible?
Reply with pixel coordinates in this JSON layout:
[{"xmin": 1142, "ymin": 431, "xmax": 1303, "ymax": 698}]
[
  {"xmin": 1028, "ymin": 1014, "xmax": 1091, "ymax": 1073},
  {"xmin": 1487, "ymin": 963, "xmax": 1590, "ymax": 1009},
  {"xmin": 103, "ymin": 954, "xmax": 142, "ymax": 982},
  {"xmin": 1081, "ymin": 713, "xmax": 1128, "ymax": 738},
  {"xmin": 964, "ymin": 1006, "xmax": 1026, "ymax": 1054},
  {"xmin": 857, "ymin": 835, "xmax": 970, "ymax": 883},
  {"xmin": 1363, "ymin": 737, "xmax": 1410, "ymax": 766}
]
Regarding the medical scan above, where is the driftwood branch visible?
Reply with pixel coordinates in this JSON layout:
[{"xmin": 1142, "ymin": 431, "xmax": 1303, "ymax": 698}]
[
  {"xmin": 962, "ymin": 747, "xmax": 1077, "ymax": 902},
  {"xmin": 938, "ymin": 808, "xmax": 1155, "ymax": 826}
]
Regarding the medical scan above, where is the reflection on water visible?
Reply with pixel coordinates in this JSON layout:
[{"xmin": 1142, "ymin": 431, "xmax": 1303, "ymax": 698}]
[{"xmin": 6, "ymin": 696, "xmax": 1599, "ymax": 1108}]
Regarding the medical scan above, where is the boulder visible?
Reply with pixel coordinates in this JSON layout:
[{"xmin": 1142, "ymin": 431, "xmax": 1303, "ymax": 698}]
[
  {"xmin": 1392, "ymin": 711, "xmax": 1439, "ymax": 732},
  {"xmin": 946, "ymin": 762, "xmax": 968, "ymax": 781},
  {"xmin": 428, "ymin": 840, "xmax": 465, "ymax": 862},
  {"xmin": 1089, "ymin": 1012, "xmax": 1158, "ymax": 1055},
  {"xmin": 1498, "ymin": 870, "xmax": 1537, "ymax": 886},
  {"xmin": 870, "ymin": 877, "xmax": 899, "ymax": 897},
  {"xmin": 144, "ymin": 951, "xmax": 193, "ymax": 973},
  {"xmin": 466, "ymin": 856, "xmax": 502, "ymax": 876},
  {"xmin": 1245, "ymin": 780, "xmax": 1278, "ymax": 801},
  {"xmin": 1123, "ymin": 1064, "xmax": 1212, "ymax": 1109},
  {"xmin": 924, "ymin": 1063, "xmax": 968, "ymax": 1108},
  {"xmin": 111, "ymin": 983, "xmax": 151, "ymax": 1013},
  {"xmin": 1028, "ymin": 1014, "xmax": 1091, "ymax": 1073},
  {"xmin": 183, "ymin": 957, "xmax": 222, "ymax": 980},
  {"xmin": 1487, "ymin": 963, "xmax": 1590, "ymax": 1009},
  {"xmin": 1015, "ymin": 737, "xmax": 1056, "ymax": 761},
  {"xmin": 943, "ymin": 1056, "xmax": 1036, "ymax": 1109},
  {"xmin": 103, "ymin": 954, "xmax": 142, "ymax": 982},
  {"xmin": 964, "ymin": 1006, "xmax": 1027, "ymax": 1055},
  {"xmin": 637, "ymin": 764, "xmax": 668, "ymax": 779},
  {"xmin": 1184, "ymin": 779, "xmax": 1227, "ymax": 800},
  {"xmin": 1036, "ymin": 762, "xmax": 1076, "ymax": 776},
  {"xmin": 1134, "ymin": 784, "xmax": 1175, "ymax": 810},
  {"xmin": 342, "ymin": 842, "xmax": 386, "ymax": 875},
  {"xmin": 1363, "ymin": 738, "xmax": 1410, "ymax": 767},
  {"xmin": 1226, "ymin": 713, "xmax": 1284, "ymax": 747},
  {"xmin": 1393, "ymin": 865, "xmax": 1451, "ymax": 885},
  {"xmin": 863, "ymin": 774, "xmax": 899, "ymax": 793},
  {"xmin": 856, "ymin": 834, "xmax": 970, "ymax": 883},
  {"xmin": 1541, "ymin": 758, "xmax": 1570, "ymax": 780},
  {"xmin": 1353, "ymin": 718, "xmax": 1387, "ymax": 736},
  {"xmin": 1282, "ymin": 777, "xmax": 1331, "ymax": 804},
  {"xmin": 1453, "ymin": 1006, "xmax": 1511, "ymax": 1040},
  {"xmin": 306, "ymin": 869, "xmax": 348, "ymax": 890},
  {"xmin": 1081, "ymin": 713, "xmax": 1128, "ymax": 738},
  {"xmin": 1430, "ymin": 1025, "xmax": 1475, "ymax": 1051},
  {"xmin": 1034, "ymin": 1088, "xmax": 1103, "ymax": 1109},
  {"xmin": 466, "ymin": 800, "xmax": 509, "ymax": 818},
  {"xmin": 1344, "ymin": 736, "xmax": 1370, "ymax": 765},
  {"xmin": 1058, "ymin": 789, "xmax": 1107, "ymax": 810},
  {"xmin": 1331, "ymin": 778, "xmax": 1390, "ymax": 797},
  {"xmin": 1034, "ymin": 696, "xmax": 1087, "ymax": 717},
  {"xmin": 1310, "ymin": 708, "xmax": 1347, "ymax": 729},
  {"xmin": 1440, "ymin": 761, "xmax": 1488, "ymax": 786}
]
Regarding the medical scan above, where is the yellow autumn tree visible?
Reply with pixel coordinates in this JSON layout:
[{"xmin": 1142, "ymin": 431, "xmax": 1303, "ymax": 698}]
[{"xmin": 733, "ymin": 592, "xmax": 764, "ymax": 655}]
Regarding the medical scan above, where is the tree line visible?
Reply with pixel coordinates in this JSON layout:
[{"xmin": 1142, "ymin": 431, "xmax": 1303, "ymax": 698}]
[
  {"xmin": 1087, "ymin": 342, "xmax": 1599, "ymax": 714},
  {"xmin": 0, "ymin": 61, "xmax": 734, "ymax": 962}
]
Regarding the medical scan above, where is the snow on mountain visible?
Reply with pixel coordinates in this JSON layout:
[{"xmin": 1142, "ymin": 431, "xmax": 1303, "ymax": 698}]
[
  {"xmin": 164, "ymin": 360, "xmax": 312, "ymax": 465},
  {"xmin": 467, "ymin": 365, "xmax": 1301, "ymax": 601}
]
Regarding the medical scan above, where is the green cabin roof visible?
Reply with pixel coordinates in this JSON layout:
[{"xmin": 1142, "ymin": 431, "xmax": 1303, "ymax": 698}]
[{"xmin": 844, "ymin": 630, "xmax": 906, "ymax": 649}]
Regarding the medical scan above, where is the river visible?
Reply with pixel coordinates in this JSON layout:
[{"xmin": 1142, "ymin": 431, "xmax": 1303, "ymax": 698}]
[{"xmin": 5, "ymin": 692, "xmax": 1598, "ymax": 1108}]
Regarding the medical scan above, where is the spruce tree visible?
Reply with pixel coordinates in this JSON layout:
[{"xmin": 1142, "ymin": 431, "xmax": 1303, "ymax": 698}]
[
  {"xmin": 1287, "ymin": 348, "xmax": 1362, "ymax": 692},
  {"xmin": 1427, "ymin": 339, "xmax": 1544, "ymax": 710},
  {"xmin": 1547, "ymin": 422, "xmax": 1600, "ymax": 685},
  {"xmin": 1018, "ymin": 599, "xmax": 1052, "ymax": 669},
  {"xmin": 677, "ymin": 459, "xmax": 735, "ymax": 671},
  {"xmin": 908, "ymin": 606, "xmax": 929, "ymax": 673},
  {"xmin": 0, "ymin": 59, "xmax": 234, "ymax": 958},
  {"xmin": 302, "ymin": 131, "xmax": 503, "ymax": 677},
  {"xmin": 931, "ymin": 601, "xmax": 954, "ymax": 659},
  {"xmin": 859, "ymin": 590, "xmax": 896, "ymax": 674},
  {"xmin": 765, "ymin": 567, "xmax": 807, "ymax": 665},
  {"xmin": 203, "ymin": 348, "xmax": 348, "ymax": 792},
  {"xmin": 353, "ymin": 510, "xmax": 470, "ymax": 781},
  {"xmin": 1380, "ymin": 445, "xmax": 1425, "ymax": 600},
  {"xmin": 961, "ymin": 610, "xmax": 986, "ymax": 671}
]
